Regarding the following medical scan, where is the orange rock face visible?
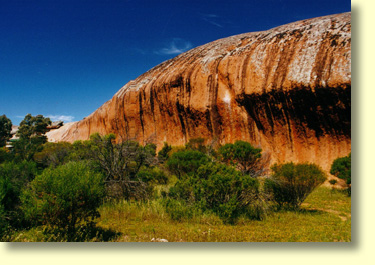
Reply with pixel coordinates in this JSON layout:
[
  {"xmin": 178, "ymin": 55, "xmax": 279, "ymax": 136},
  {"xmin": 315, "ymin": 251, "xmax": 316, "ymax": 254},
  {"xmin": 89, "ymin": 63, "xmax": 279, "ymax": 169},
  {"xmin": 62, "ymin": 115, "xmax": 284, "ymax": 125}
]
[{"xmin": 54, "ymin": 12, "xmax": 351, "ymax": 171}]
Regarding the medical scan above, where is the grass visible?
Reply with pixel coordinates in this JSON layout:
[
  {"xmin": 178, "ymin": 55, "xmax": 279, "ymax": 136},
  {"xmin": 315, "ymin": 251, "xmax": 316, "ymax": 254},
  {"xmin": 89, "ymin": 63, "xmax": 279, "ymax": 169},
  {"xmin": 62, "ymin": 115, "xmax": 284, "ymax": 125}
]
[
  {"xmin": 96, "ymin": 186, "xmax": 351, "ymax": 242},
  {"xmin": 9, "ymin": 186, "xmax": 351, "ymax": 242}
]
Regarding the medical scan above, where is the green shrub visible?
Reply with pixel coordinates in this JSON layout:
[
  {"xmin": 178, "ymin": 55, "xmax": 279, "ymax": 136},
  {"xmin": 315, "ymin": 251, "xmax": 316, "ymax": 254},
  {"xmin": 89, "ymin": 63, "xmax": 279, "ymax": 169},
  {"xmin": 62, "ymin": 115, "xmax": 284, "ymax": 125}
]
[
  {"xmin": 0, "ymin": 160, "xmax": 38, "ymax": 238},
  {"xmin": 137, "ymin": 166, "xmax": 168, "ymax": 185},
  {"xmin": 11, "ymin": 137, "xmax": 46, "ymax": 161},
  {"xmin": 330, "ymin": 153, "xmax": 351, "ymax": 195},
  {"xmin": 67, "ymin": 140, "xmax": 92, "ymax": 161},
  {"xmin": 157, "ymin": 142, "xmax": 172, "ymax": 162},
  {"xmin": 0, "ymin": 161, "xmax": 38, "ymax": 208},
  {"xmin": 0, "ymin": 115, "xmax": 12, "ymax": 148},
  {"xmin": 185, "ymin": 138, "xmax": 207, "ymax": 153},
  {"xmin": 166, "ymin": 149, "xmax": 210, "ymax": 179},
  {"xmin": 21, "ymin": 161, "xmax": 105, "ymax": 240},
  {"xmin": 264, "ymin": 162, "xmax": 326, "ymax": 209},
  {"xmin": 166, "ymin": 162, "xmax": 264, "ymax": 224},
  {"xmin": 330, "ymin": 153, "xmax": 351, "ymax": 183},
  {"xmin": 0, "ymin": 147, "xmax": 13, "ymax": 164},
  {"xmin": 167, "ymin": 174, "xmax": 197, "ymax": 202},
  {"xmin": 218, "ymin": 141, "xmax": 262, "ymax": 176},
  {"xmin": 33, "ymin": 142, "xmax": 73, "ymax": 168},
  {"xmin": 0, "ymin": 203, "xmax": 7, "ymax": 239}
]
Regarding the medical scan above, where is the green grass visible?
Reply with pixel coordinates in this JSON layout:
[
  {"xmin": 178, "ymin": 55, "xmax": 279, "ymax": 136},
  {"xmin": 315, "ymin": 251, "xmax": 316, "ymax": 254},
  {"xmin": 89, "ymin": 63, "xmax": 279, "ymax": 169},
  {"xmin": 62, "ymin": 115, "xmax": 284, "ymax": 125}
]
[
  {"xmin": 95, "ymin": 186, "xmax": 351, "ymax": 242},
  {"xmin": 9, "ymin": 186, "xmax": 351, "ymax": 242}
]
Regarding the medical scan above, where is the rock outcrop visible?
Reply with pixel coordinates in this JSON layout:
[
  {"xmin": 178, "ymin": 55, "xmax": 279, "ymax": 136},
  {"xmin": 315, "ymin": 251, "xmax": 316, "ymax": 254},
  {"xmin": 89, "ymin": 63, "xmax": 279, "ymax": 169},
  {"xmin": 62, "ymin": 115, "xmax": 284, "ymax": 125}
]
[{"xmin": 53, "ymin": 12, "xmax": 351, "ymax": 171}]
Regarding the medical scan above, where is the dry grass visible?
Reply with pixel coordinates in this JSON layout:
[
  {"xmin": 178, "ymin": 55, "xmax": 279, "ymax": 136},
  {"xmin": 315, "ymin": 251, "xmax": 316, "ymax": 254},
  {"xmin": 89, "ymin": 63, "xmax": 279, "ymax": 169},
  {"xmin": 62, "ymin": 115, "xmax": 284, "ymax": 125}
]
[{"xmin": 10, "ymin": 186, "xmax": 350, "ymax": 242}]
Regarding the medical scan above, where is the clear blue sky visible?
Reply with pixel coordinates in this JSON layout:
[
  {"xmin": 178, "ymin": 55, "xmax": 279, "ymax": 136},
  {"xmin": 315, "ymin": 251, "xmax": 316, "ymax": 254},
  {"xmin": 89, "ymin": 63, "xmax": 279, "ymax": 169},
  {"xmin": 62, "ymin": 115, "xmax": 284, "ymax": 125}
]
[{"xmin": 0, "ymin": 0, "xmax": 350, "ymax": 125}]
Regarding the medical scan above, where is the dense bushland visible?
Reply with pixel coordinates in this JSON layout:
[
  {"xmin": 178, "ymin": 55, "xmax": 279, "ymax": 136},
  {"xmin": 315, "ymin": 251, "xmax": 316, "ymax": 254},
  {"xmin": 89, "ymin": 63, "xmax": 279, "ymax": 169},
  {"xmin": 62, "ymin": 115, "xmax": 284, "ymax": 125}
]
[{"xmin": 0, "ymin": 116, "xmax": 339, "ymax": 241}]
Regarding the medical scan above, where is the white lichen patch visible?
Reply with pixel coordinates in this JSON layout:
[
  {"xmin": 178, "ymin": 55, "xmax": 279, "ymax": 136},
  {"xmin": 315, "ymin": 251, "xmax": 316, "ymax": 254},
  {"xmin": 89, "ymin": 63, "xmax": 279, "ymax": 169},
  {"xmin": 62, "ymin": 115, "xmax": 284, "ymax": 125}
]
[{"xmin": 223, "ymin": 90, "xmax": 231, "ymax": 104}]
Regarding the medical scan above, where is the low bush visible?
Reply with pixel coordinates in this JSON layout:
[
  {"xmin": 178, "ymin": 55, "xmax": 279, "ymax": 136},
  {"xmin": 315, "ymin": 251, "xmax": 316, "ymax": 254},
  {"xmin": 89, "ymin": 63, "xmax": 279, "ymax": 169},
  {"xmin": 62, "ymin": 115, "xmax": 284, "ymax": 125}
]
[
  {"xmin": 330, "ymin": 153, "xmax": 351, "ymax": 195},
  {"xmin": 166, "ymin": 162, "xmax": 264, "ymax": 224},
  {"xmin": 166, "ymin": 149, "xmax": 210, "ymax": 179},
  {"xmin": 185, "ymin": 137, "xmax": 207, "ymax": 153},
  {"xmin": 157, "ymin": 142, "xmax": 172, "ymax": 163},
  {"xmin": 21, "ymin": 161, "xmax": 105, "ymax": 241},
  {"xmin": 137, "ymin": 166, "xmax": 168, "ymax": 185},
  {"xmin": 264, "ymin": 162, "xmax": 326, "ymax": 209},
  {"xmin": 33, "ymin": 142, "xmax": 73, "ymax": 168}
]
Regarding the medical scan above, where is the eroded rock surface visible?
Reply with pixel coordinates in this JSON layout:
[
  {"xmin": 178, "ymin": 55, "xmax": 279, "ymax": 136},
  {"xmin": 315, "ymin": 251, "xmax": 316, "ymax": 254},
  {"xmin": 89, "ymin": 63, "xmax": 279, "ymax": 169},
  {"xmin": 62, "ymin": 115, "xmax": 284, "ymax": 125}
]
[{"xmin": 54, "ymin": 12, "xmax": 351, "ymax": 171}]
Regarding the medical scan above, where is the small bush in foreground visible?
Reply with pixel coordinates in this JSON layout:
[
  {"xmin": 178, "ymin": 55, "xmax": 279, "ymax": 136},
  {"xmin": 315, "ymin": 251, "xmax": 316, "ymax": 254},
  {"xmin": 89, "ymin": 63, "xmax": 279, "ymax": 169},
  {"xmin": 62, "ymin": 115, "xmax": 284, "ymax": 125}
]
[
  {"xmin": 166, "ymin": 162, "xmax": 264, "ymax": 224},
  {"xmin": 264, "ymin": 162, "xmax": 326, "ymax": 209},
  {"xmin": 21, "ymin": 161, "xmax": 105, "ymax": 241}
]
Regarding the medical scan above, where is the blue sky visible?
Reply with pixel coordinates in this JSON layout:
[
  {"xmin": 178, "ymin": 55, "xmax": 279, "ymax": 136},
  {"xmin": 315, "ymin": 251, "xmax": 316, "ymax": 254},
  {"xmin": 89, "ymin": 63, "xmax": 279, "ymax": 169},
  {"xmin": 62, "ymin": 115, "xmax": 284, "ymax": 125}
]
[{"xmin": 0, "ymin": 0, "xmax": 351, "ymax": 125}]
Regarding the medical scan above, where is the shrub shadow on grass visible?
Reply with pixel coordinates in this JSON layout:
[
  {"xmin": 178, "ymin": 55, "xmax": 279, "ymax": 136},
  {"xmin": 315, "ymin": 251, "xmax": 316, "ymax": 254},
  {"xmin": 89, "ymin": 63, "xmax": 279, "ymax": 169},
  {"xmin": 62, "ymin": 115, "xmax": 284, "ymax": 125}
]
[
  {"xmin": 270, "ymin": 206, "xmax": 324, "ymax": 216},
  {"xmin": 297, "ymin": 208, "xmax": 324, "ymax": 215},
  {"xmin": 43, "ymin": 224, "xmax": 121, "ymax": 242}
]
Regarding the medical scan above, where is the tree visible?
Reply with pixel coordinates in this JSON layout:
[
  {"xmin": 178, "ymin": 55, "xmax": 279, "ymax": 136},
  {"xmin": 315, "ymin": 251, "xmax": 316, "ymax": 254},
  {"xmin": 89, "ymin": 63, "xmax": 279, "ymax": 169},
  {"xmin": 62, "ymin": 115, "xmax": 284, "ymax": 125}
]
[
  {"xmin": 264, "ymin": 162, "xmax": 326, "ymax": 209},
  {"xmin": 88, "ymin": 133, "xmax": 156, "ymax": 180},
  {"xmin": 21, "ymin": 161, "xmax": 105, "ymax": 240},
  {"xmin": 17, "ymin": 114, "xmax": 51, "ymax": 141},
  {"xmin": 218, "ymin": 141, "xmax": 263, "ymax": 176},
  {"xmin": 87, "ymin": 133, "xmax": 157, "ymax": 200},
  {"xmin": 0, "ymin": 115, "xmax": 12, "ymax": 147},
  {"xmin": 12, "ymin": 114, "xmax": 52, "ymax": 161}
]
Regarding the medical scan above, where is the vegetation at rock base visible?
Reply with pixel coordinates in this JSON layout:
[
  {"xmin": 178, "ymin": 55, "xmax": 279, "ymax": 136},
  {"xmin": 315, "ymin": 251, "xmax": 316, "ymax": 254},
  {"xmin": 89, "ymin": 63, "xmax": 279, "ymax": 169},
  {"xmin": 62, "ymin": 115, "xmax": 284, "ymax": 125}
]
[
  {"xmin": 0, "ymin": 130, "xmax": 350, "ymax": 242},
  {"xmin": 264, "ymin": 163, "xmax": 326, "ymax": 209},
  {"xmin": 330, "ymin": 153, "xmax": 351, "ymax": 196},
  {"xmin": 10, "ymin": 187, "xmax": 351, "ymax": 242},
  {"xmin": 166, "ymin": 149, "xmax": 210, "ymax": 179},
  {"xmin": 218, "ymin": 141, "xmax": 267, "ymax": 177}
]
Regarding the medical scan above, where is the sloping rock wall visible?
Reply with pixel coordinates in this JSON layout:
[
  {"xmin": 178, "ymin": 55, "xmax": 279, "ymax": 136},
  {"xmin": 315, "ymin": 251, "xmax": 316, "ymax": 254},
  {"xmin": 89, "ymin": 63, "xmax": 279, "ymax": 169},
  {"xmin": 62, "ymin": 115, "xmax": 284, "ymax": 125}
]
[{"xmin": 54, "ymin": 12, "xmax": 351, "ymax": 171}]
